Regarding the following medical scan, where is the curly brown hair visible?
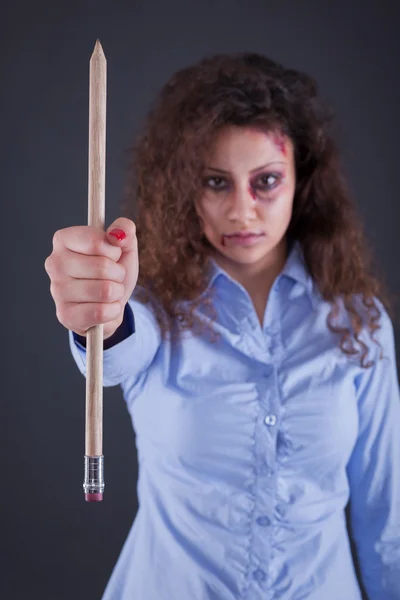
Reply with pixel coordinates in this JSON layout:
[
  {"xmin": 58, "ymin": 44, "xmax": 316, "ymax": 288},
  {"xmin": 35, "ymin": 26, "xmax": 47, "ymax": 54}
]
[{"xmin": 121, "ymin": 52, "xmax": 394, "ymax": 368}]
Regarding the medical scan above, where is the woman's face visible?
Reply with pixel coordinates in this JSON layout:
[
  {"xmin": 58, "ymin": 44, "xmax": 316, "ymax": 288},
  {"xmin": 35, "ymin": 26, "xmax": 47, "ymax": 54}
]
[{"xmin": 195, "ymin": 125, "xmax": 296, "ymax": 272}]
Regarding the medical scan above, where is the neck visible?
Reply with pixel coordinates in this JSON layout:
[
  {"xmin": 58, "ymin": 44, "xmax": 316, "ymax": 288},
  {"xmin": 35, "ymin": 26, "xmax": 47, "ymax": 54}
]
[{"xmin": 212, "ymin": 237, "xmax": 289, "ymax": 324}]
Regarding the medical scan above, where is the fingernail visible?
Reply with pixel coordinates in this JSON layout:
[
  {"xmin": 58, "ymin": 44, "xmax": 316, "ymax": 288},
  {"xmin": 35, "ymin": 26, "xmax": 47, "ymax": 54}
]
[{"xmin": 109, "ymin": 228, "xmax": 126, "ymax": 241}]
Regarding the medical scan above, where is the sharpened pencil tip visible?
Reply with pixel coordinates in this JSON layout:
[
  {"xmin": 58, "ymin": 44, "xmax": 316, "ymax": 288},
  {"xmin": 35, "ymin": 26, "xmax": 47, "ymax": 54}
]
[{"xmin": 91, "ymin": 39, "xmax": 106, "ymax": 60}]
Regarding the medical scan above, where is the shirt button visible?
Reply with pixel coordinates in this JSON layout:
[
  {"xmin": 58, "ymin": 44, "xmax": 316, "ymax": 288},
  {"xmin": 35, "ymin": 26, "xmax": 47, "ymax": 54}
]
[
  {"xmin": 268, "ymin": 339, "xmax": 278, "ymax": 354},
  {"xmin": 264, "ymin": 414, "xmax": 277, "ymax": 426},
  {"xmin": 252, "ymin": 568, "xmax": 266, "ymax": 582},
  {"xmin": 256, "ymin": 515, "xmax": 271, "ymax": 526},
  {"xmin": 276, "ymin": 504, "xmax": 286, "ymax": 517}
]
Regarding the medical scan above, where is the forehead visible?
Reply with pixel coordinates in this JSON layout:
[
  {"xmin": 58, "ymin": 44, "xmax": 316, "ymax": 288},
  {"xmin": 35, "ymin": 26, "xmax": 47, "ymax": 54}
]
[{"xmin": 205, "ymin": 125, "xmax": 293, "ymax": 164}]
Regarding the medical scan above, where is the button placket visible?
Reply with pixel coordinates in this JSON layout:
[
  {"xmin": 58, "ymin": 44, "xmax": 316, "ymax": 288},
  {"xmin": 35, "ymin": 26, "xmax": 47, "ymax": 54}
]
[
  {"xmin": 249, "ymin": 310, "xmax": 282, "ymax": 596},
  {"xmin": 258, "ymin": 463, "xmax": 274, "ymax": 477}
]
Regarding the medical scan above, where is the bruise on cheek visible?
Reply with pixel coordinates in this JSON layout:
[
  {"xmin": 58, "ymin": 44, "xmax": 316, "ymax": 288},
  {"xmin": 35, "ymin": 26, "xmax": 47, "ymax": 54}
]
[
  {"xmin": 273, "ymin": 132, "xmax": 287, "ymax": 157},
  {"xmin": 248, "ymin": 185, "xmax": 257, "ymax": 200}
]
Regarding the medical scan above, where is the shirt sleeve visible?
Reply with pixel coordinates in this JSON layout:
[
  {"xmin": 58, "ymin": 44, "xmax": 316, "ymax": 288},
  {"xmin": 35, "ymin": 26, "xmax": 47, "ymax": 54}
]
[
  {"xmin": 346, "ymin": 306, "xmax": 400, "ymax": 599},
  {"xmin": 68, "ymin": 292, "xmax": 162, "ymax": 388}
]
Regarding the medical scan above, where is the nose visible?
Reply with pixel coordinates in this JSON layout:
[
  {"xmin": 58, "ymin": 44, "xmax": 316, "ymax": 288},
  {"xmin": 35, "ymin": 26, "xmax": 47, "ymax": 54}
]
[{"xmin": 226, "ymin": 183, "xmax": 257, "ymax": 223}]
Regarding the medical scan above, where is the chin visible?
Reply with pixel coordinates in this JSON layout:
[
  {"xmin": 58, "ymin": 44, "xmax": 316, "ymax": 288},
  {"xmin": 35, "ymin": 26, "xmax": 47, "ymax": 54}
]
[{"xmin": 220, "ymin": 245, "xmax": 275, "ymax": 265}]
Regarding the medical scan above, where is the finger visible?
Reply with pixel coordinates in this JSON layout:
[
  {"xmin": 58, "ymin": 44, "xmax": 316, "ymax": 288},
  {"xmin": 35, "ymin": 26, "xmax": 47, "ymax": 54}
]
[
  {"xmin": 52, "ymin": 226, "xmax": 122, "ymax": 262},
  {"xmin": 49, "ymin": 250, "xmax": 126, "ymax": 283},
  {"xmin": 106, "ymin": 217, "xmax": 137, "ymax": 251},
  {"xmin": 106, "ymin": 218, "xmax": 139, "ymax": 300},
  {"xmin": 57, "ymin": 300, "xmax": 122, "ymax": 334},
  {"xmin": 51, "ymin": 279, "xmax": 125, "ymax": 304}
]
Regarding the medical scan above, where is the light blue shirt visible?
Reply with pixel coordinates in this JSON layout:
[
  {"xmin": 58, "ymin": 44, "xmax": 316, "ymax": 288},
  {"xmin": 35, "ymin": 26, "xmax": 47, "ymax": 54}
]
[{"xmin": 69, "ymin": 241, "xmax": 400, "ymax": 600}]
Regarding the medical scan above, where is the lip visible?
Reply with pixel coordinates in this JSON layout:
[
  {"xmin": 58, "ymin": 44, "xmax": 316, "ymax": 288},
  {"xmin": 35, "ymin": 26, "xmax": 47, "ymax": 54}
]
[
  {"xmin": 225, "ymin": 231, "xmax": 264, "ymax": 238},
  {"xmin": 223, "ymin": 232, "xmax": 265, "ymax": 247}
]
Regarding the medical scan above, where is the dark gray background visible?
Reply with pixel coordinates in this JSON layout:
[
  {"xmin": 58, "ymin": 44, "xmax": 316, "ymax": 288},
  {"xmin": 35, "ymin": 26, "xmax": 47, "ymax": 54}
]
[{"xmin": 1, "ymin": 1, "xmax": 399, "ymax": 598}]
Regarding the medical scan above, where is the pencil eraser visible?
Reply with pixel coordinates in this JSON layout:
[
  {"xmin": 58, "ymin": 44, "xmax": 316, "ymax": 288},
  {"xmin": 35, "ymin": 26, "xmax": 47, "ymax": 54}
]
[{"xmin": 85, "ymin": 493, "xmax": 103, "ymax": 502}]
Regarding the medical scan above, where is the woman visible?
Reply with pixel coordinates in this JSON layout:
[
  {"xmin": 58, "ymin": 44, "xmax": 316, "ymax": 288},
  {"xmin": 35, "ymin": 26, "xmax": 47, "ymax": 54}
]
[{"xmin": 46, "ymin": 53, "xmax": 400, "ymax": 599}]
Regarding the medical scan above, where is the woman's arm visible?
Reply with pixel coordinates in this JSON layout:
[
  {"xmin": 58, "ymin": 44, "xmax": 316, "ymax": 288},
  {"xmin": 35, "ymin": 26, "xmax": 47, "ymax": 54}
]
[
  {"xmin": 346, "ymin": 307, "xmax": 400, "ymax": 599},
  {"xmin": 73, "ymin": 302, "xmax": 134, "ymax": 350},
  {"xmin": 69, "ymin": 296, "xmax": 162, "ymax": 387}
]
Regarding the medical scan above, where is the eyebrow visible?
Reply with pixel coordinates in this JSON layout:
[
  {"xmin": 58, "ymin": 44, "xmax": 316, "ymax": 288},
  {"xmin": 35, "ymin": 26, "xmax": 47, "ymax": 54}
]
[{"xmin": 204, "ymin": 161, "xmax": 287, "ymax": 174}]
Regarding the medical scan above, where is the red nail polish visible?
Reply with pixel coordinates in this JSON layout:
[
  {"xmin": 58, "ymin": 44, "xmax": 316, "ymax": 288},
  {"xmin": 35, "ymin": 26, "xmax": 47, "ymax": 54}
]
[{"xmin": 109, "ymin": 228, "xmax": 126, "ymax": 241}]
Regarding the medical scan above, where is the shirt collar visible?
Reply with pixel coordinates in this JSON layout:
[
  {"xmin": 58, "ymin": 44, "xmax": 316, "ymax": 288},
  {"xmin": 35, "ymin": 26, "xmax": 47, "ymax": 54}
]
[{"xmin": 202, "ymin": 239, "xmax": 318, "ymax": 309}]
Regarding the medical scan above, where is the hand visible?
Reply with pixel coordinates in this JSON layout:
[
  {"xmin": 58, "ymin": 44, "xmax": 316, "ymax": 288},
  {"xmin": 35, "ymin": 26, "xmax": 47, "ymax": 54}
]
[{"xmin": 44, "ymin": 217, "xmax": 139, "ymax": 340}]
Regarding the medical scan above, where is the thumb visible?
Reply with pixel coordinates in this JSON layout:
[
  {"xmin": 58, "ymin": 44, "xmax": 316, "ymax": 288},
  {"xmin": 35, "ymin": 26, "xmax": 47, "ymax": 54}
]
[
  {"xmin": 106, "ymin": 217, "xmax": 136, "ymax": 247},
  {"xmin": 106, "ymin": 217, "xmax": 139, "ymax": 298}
]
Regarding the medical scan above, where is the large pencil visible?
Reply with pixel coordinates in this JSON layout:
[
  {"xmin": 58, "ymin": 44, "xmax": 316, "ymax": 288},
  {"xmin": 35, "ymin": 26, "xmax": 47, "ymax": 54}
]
[{"xmin": 83, "ymin": 40, "xmax": 107, "ymax": 502}]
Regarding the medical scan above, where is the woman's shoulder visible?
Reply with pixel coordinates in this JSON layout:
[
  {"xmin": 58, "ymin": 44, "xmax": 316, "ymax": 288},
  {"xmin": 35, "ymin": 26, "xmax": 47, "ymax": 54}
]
[{"xmin": 336, "ymin": 293, "xmax": 396, "ymax": 365}]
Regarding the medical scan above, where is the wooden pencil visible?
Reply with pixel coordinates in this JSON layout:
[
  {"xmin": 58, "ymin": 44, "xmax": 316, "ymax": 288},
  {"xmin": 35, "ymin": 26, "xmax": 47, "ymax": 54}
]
[{"xmin": 83, "ymin": 39, "xmax": 107, "ymax": 502}]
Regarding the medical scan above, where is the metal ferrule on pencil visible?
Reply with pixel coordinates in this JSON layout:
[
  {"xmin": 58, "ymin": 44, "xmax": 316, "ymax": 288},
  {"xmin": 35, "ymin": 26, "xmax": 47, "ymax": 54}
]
[{"xmin": 83, "ymin": 455, "xmax": 105, "ymax": 494}]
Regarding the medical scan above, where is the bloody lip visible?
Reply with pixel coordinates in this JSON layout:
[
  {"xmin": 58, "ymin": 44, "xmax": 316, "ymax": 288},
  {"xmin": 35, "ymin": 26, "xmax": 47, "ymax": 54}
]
[{"xmin": 222, "ymin": 233, "xmax": 265, "ymax": 247}]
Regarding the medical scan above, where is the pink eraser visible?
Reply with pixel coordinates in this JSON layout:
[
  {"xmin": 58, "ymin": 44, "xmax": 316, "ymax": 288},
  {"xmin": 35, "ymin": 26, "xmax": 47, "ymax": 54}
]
[{"xmin": 85, "ymin": 493, "xmax": 103, "ymax": 502}]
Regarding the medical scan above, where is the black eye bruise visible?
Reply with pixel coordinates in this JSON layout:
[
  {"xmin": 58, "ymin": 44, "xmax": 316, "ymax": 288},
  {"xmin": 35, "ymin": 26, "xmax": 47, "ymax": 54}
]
[
  {"xmin": 204, "ymin": 172, "xmax": 281, "ymax": 192},
  {"xmin": 252, "ymin": 172, "xmax": 279, "ymax": 189}
]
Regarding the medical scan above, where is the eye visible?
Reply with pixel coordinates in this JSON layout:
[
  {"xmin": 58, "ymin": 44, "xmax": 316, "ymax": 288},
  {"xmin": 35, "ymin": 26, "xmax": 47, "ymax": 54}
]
[
  {"xmin": 253, "ymin": 173, "xmax": 280, "ymax": 190},
  {"xmin": 203, "ymin": 176, "xmax": 228, "ymax": 190}
]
